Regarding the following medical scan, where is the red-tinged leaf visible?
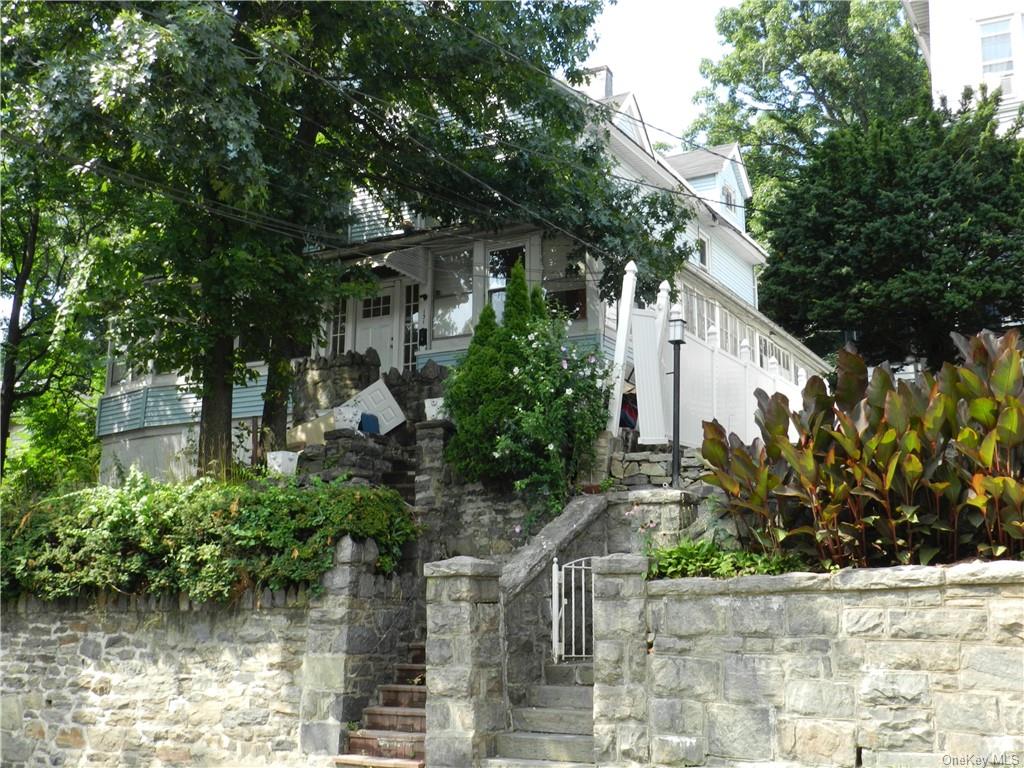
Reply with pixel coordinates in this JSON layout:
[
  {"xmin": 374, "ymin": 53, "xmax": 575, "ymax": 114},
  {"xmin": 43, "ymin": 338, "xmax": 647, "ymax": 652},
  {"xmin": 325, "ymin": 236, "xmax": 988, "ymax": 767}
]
[
  {"xmin": 884, "ymin": 389, "xmax": 909, "ymax": 434},
  {"xmin": 702, "ymin": 436, "xmax": 730, "ymax": 471},
  {"xmin": 996, "ymin": 401, "xmax": 1024, "ymax": 446},
  {"xmin": 958, "ymin": 367, "xmax": 990, "ymax": 400},
  {"xmin": 968, "ymin": 397, "xmax": 999, "ymax": 430}
]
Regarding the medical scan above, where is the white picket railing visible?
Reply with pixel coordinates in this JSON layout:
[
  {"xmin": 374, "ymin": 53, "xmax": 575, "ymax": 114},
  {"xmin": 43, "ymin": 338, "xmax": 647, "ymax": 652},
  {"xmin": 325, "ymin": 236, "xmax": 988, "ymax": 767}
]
[{"xmin": 551, "ymin": 557, "xmax": 594, "ymax": 662}]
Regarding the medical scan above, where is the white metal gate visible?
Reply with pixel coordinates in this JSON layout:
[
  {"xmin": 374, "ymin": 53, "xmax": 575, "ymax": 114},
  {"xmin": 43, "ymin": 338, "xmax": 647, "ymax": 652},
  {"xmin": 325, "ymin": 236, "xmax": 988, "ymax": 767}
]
[{"xmin": 551, "ymin": 557, "xmax": 594, "ymax": 661}]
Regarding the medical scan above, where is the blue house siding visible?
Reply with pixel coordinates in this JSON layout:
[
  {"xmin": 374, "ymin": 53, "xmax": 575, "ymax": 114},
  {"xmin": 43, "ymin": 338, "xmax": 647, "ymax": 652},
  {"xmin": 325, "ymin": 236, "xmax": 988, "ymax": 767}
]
[
  {"xmin": 718, "ymin": 160, "xmax": 746, "ymax": 230},
  {"xmin": 709, "ymin": 238, "xmax": 756, "ymax": 306},
  {"xmin": 97, "ymin": 378, "xmax": 268, "ymax": 437}
]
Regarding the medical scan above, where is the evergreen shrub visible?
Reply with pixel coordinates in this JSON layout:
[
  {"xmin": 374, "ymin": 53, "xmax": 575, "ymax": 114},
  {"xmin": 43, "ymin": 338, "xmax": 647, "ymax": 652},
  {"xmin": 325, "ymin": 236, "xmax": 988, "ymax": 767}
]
[{"xmin": 444, "ymin": 260, "xmax": 610, "ymax": 515}]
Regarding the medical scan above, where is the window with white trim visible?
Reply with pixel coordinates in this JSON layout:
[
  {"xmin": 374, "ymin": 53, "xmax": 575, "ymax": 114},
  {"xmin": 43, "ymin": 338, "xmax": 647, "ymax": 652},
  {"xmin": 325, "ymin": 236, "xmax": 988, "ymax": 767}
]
[
  {"xmin": 695, "ymin": 235, "xmax": 709, "ymax": 271},
  {"xmin": 487, "ymin": 243, "xmax": 527, "ymax": 324},
  {"xmin": 981, "ymin": 18, "xmax": 1013, "ymax": 75},
  {"xmin": 432, "ymin": 248, "xmax": 474, "ymax": 339},
  {"xmin": 719, "ymin": 306, "xmax": 741, "ymax": 357},
  {"xmin": 403, "ymin": 284, "xmax": 420, "ymax": 372},
  {"xmin": 329, "ymin": 298, "xmax": 347, "ymax": 357},
  {"xmin": 683, "ymin": 283, "xmax": 714, "ymax": 342},
  {"xmin": 722, "ymin": 185, "xmax": 736, "ymax": 210}
]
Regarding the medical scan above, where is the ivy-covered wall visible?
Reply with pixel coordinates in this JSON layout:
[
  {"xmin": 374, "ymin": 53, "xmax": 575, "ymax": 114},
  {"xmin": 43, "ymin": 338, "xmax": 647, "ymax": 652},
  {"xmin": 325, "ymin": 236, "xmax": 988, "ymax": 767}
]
[{"xmin": 0, "ymin": 537, "xmax": 425, "ymax": 768}]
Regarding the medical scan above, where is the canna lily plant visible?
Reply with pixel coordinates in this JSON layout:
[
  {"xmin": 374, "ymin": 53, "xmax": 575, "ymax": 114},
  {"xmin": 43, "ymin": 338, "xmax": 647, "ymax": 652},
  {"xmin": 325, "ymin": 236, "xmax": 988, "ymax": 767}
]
[{"xmin": 702, "ymin": 330, "xmax": 1024, "ymax": 568}]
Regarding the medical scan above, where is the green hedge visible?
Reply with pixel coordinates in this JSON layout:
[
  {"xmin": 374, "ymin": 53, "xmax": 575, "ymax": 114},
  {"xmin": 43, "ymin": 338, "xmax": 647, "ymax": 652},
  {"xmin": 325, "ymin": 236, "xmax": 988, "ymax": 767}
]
[
  {"xmin": 647, "ymin": 538, "xmax": 810, "ymax": 580},
  {"xmin": 0, "ymin": 471, "xmax": 417, "ymax": 604}
]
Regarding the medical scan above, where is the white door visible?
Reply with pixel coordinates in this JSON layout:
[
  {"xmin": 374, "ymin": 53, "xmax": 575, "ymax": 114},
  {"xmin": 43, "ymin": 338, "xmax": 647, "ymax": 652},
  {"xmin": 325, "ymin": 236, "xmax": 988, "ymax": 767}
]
[{"xmin": 355, "ymin": 281, "xmax": 399, "ymax": 368}]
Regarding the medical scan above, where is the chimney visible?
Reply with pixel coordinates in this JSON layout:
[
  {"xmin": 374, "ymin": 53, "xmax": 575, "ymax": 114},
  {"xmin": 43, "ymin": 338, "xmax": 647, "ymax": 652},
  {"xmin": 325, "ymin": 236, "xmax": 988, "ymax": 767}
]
[{"xmin": 582, "ymin": 65, "xmax": 614, "ymax": 101}]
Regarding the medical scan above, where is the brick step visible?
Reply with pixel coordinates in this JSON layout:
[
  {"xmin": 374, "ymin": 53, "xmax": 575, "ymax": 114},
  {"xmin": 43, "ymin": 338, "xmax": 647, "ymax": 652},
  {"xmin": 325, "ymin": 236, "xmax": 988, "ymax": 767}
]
[
  {"xmin": 334, "ymin": 756, "xmax": 423, "ymax": 768},
  {"xmin": 363, "ymin": 705, "xmax": 426, "ymax": 733},
  {"xmin": 544, "ymin": 662, "xmax": 594, "ymax": 686},
  {"xmin": 526, "ymin": 685, "xmax": 593, "ymax": 710},
  {"xmin": 394, "ymin": 663, "xmax": 425, "ymax": 684},
  {"xmin": 379, "ymin": 684, "xmax": 426, "ymax": 708},
  {"xmin": 408, "ymin": 642, "xmax": 425, "ymax": 665},
  {"xmin": 495, "ymin": 732, "xmax": 594, "ymax": 763},
  {"xmin": 345, "ymin": 729, "xmax": 424, "ymax": 760},
  {"xmin": 513, "ymin": 707, "xmax": 593, "ymax": 735},
  {"xmin": 480, "ymin": 759, "xmax": 594, "ymax": 768}
]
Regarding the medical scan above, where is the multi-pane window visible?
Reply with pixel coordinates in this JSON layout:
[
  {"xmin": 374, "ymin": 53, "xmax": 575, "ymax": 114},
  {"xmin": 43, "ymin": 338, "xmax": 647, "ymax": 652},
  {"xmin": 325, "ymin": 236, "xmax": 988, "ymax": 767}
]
[
  {"xmin": 433, "ymin": 248, "xmax": 474, "ymax": 339},
  {"xmin": 329, "ymin": 298, "xmax": 347, "ymax": 357},
  {"xmin": 541, "ymin": 240, "xmax": 587, "ymax": 320},
  {"xmin": 683, "ymin": 283, "xmax": 713, "ymax": 342},
  {"xmin": 488, "ymin": 244, "xmax": 527, "ymax": 324},
  {"xmin": 403, "ymin": 284, "xmax": 420, "ymax": 372},
  {"xmin": 758, "ymin": 336, "xmax": 793, "ymax": 380},
  {"xmin": 722, "ymin": 185, "xmax": 736, "ymax": 210},
  {"xmin": 719, "ymin": 307, "xmax": 741, "ymax": 357},
  {"xmin": 361, "ymin": 295, "xmax": 391, "ymax": 319},
  {"xmin": 981, "ymin": 18, "xmax": 1013, "ymax": 74}
]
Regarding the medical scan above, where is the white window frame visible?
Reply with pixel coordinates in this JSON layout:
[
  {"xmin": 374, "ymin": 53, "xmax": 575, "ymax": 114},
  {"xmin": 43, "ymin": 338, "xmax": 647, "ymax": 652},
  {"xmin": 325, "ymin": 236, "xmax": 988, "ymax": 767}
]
[
  {"xmin": 980, "ymin": 16, "xmax": 1014, "ymax": 76},
  {"xmin": 695, "ymin": 233, "xmax": 710, "ymax": 272}
]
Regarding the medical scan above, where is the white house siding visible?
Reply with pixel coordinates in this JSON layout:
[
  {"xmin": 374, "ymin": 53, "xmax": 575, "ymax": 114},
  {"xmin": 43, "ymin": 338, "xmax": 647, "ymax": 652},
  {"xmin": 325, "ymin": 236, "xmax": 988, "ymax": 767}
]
[
  {"xmin": 687, "ymin": 174, "xmax": 716, "ymax": 197},
  {"xmin": 708, "ymin": 236, "xmax": 757, "ymax": 306}
]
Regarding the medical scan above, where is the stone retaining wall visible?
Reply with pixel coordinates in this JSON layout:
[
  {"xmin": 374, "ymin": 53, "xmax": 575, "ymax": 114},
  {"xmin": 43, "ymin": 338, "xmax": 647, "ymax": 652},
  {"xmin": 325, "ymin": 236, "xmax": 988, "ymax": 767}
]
[
  {"xmin": 607, "ymin": 446, "xmax": 705, "ymax": 490},
  {"xmin": 593, "ymin": 555, "xmax": 1024, "ymax": 768},
  {"xmin": 0, "ymin": 537, "xmax": 425, "ymax": 768}
]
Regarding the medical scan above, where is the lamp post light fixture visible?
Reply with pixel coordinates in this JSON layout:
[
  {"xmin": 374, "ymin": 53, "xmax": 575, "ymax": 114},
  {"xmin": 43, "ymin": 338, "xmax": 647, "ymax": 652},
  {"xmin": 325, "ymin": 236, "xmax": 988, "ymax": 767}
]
[{"xmin": 668, "ymin": 304, "xmax": 686, "ymax": 488}]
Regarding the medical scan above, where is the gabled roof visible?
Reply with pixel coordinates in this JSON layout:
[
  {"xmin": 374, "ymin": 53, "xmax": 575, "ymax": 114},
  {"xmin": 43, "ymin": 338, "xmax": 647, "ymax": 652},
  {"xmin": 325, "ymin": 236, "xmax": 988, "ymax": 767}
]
[
  {"xmin": 664, "ymin": 142, "xmax": 753, "ymax": 199},
  {"xmin": 601, "ymin": 91, "xmax": 653, "ymax": 155}
]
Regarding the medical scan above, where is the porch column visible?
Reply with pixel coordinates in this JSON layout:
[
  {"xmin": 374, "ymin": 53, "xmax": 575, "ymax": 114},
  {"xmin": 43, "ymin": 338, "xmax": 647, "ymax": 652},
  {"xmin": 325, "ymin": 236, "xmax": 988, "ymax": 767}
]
[{"xmin": 424, "ymin": 557, "xmax": 505, "ymax": 767}]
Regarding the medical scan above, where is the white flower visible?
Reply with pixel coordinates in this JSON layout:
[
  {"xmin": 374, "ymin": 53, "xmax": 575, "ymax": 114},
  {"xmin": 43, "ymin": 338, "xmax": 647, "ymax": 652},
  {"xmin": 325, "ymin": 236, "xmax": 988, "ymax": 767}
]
[
  {"xmin": 547, "ymin": 443, "xmax": 555, "ymax": 451},
  {"xmin": 566, "ymin": 388, "xmax": 574, "ymax": 396},
  {"xmin": 513, "ymin": 366, "xmax": 520, "ymax": 375},
  {"xmin": 493, "ymin": 451, "xmax": 500, "ymax": 458},
  {"xmin": 528, "ymin": 333, "xmax": 536, "ymax": 341}
]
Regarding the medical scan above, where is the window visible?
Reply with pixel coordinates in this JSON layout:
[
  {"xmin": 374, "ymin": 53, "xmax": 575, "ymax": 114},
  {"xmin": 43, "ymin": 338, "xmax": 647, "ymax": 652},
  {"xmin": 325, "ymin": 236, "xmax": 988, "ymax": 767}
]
[
  {"xmin": 329, "ymin": 299, "xmax": 347, "ymax": 357},
  {"xmin": 361, "ymin": 294, "xmax": 391, "ymax": 319},
  {"xmin": 432, "ymin": 248, "xmax": 474, "ymax": 339},
  {"xmin": 758, "ymin": 335, "xmax": 792, "ymax": 380},
  {"xmin": 695, "ymin": 235, "xmax": 709, "ymax": 271},
  {"xmin": 981, "ymin": 18, "xmax": 1013, "ymax": 75},
  {"xmin": 722, "ymin": 185, "xmax": 736, "ymax": 210},
  {"xmin": 683, "ymin": 284, "xmax": 713, "ymax": 341},
  {"xmin": 719, "ymin": 306, "xmax": 741, "ymax": 357},
  {"xmin": 541, "ymin": 240, "xmax": 587, "ymax": 320},
  {"xmin": 403, "ymin": 284, "xmax": 420, "ymax": 372},
  {"xmin": 487, "ymin": 244, "xmax": 527, "ymax": 324}
]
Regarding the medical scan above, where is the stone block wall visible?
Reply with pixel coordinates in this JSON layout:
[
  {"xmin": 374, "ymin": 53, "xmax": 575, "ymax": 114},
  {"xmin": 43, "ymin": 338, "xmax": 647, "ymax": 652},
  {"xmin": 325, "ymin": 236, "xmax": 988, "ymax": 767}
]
[
  {"xmin": 592, "ymin": 557, "xmax": 1024, "ymax": 768},
  {"xmin": 0, "ymin": 536, "xmax": 425, "ymax": 768},
  {"xmin": 297, "ymin": 428, "xmax": 413, "ymax": 487},
  {"xmin": 607, "ymin": 446, "xmax": 705, "ymax": 490}
]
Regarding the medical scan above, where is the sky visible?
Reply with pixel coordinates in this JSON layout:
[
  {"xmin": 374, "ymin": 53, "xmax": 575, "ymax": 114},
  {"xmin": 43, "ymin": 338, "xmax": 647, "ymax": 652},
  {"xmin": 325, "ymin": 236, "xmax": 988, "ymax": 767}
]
[{"xmin": 584, "ymin": 0, "xmax": 736, "ymax": 150}]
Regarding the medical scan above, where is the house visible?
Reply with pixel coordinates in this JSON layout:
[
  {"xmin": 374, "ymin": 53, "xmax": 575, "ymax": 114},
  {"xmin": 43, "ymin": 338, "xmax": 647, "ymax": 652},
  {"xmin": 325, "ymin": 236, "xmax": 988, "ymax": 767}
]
[
  {"xmin": 95, "ymin": 67, "xmax": 828, "ymax": 481},
  {"xmin": 903, "ymin": 0, "xmax": 1024, "ymax": 130}
]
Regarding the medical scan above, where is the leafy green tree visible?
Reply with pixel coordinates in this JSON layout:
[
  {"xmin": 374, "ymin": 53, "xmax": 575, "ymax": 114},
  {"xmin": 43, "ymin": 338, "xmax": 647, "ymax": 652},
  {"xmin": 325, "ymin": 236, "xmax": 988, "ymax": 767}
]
[
  {"xmin": 759, "ymin": 96, "xmax": 1024, "ymax": 368},
  {"xmin": 10, "ymin": 1, "xmax": 693, "ymax": 475},
  {"xmin": 688, "ymin": 0, "xmax": 929, "ymax": 233}
]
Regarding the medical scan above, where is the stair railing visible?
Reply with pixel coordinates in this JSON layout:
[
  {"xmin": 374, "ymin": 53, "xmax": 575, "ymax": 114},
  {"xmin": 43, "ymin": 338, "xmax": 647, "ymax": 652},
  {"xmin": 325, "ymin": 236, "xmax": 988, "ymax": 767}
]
[{"xmin": 551, "ymin": 556, "xmax": 594, "ymax": 662}]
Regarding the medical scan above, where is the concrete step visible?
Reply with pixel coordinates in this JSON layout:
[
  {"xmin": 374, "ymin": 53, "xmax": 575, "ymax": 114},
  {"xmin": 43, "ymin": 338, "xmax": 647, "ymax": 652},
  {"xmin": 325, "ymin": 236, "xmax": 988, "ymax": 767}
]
[
  {"xmin": 345, "ymin": 729, "xmax": 424, "ymax": 760},
  {"xmin": 379, "ymin": 684, "xmax": 426, "ymax": 708},
  {"xmin": 513, "ymin": 707, "xmax": 593, "ymax": 735},
  {"xmin": 480, "ymin": 760, "xmax": 594, "ymax": 768},
  {"xmin": 544, "ymin": 662, "xmax": 594, "ymax": 686},
  {"xmin": 495, "ymin": 732, "xmax": 594, "ymax": 764},
  {"xmin": 394, "ymin": 663, "xmax": 426, "ymax": 685},
  {"xmin": 363, "ymin": 705, "xmax": 425, "ymax": 733},
  {"xmin": 526, "ymin": 685, "xmax": 593, "ymax": 710},
  {"xmin": 334, "ymin": 756, "xmax": 423, "ymax": 768}
]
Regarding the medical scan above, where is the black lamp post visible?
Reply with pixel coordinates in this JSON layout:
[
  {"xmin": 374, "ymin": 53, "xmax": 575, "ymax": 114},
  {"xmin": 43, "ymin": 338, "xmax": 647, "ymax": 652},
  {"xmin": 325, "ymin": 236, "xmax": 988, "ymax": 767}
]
[{"xmin": 668, "ymin": 304, "xmax": 686, "ymax": 488}]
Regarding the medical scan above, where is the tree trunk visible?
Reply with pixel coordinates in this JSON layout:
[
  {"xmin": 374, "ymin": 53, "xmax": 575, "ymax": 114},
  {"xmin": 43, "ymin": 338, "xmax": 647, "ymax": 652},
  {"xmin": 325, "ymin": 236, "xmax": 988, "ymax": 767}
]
[
  {"xmin": 259, "ymin": 335, "xmax": 294, "ymax": 460},
  {"xmin": 197, "ymin": 334, "xmax": 235, "ymax": 477},
  {"xmin": 1, "ymin": 208, "xmax": 39, "ymax": 476}
]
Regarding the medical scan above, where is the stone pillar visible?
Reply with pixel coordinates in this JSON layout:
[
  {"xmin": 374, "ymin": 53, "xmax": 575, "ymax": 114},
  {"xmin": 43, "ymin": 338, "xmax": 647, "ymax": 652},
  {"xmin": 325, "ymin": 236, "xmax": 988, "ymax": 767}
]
[
  {"xmin": 424, "ymin": 557, "xmax": 505, "ymax": 767},
  {"xmin": 592, "ymin": 553, "xmax": 651, "ymax": 767},
  {"xmin": 300, "ymin": 536, "xmax": 379, "ymax": 755},
  {"xmin": 415, "ymin": 419, "xmax": 454, "ymax": 509}
]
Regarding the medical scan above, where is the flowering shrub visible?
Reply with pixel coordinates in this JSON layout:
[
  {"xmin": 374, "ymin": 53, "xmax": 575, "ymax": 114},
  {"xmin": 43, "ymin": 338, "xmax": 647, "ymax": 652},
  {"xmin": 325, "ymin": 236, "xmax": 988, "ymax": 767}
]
[{"xmin": 444, "ymin": 261, "xmax": 610, "ymax": 516}]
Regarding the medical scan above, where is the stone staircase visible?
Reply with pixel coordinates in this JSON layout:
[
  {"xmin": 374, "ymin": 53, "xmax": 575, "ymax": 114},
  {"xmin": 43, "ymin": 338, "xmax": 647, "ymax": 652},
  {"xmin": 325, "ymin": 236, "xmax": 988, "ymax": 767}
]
[
  {"xmin": 334, "ymin": 642, "xmax": 426, "ymax": 768},
  {"xmin": 481, "ymin": 662, "xmax": 595, "ymax": 768}
]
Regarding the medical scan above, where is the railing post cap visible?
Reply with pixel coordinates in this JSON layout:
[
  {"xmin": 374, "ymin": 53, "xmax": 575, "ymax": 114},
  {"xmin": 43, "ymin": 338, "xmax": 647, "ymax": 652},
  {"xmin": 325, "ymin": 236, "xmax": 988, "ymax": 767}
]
[{"xmin": 625, "ymin": 260, "xmax": 638, "ymax": 274}]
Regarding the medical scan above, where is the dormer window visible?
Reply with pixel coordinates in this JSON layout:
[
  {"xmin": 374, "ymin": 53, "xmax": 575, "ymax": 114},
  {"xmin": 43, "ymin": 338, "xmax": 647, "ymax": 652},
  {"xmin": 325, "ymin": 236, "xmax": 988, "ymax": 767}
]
[{"xmin": 723, "ymin": 185, "xmax": 736, "ymax": 210}]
